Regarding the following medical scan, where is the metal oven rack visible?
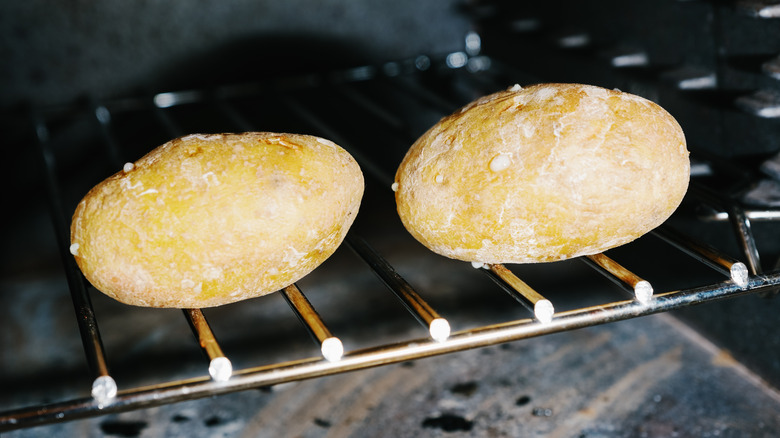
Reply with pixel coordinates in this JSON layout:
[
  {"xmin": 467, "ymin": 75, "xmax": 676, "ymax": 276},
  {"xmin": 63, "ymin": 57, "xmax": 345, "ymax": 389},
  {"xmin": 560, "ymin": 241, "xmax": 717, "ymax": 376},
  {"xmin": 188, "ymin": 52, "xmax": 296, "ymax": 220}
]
[{"xmin": 2, "ymin": 52, "xmax": 779, "ymax": 431}]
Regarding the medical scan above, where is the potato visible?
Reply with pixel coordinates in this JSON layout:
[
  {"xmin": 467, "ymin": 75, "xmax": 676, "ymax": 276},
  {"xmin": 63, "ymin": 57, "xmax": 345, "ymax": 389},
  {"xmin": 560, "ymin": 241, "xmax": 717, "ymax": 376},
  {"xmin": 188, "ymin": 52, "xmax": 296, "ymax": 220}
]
[
  {"xmin": 394, "ymin": 83, "xmax": 689, "ymax": 264},
  {"xmin": 70, "ymin": 132, "xmax": 364, "ymax": 308}
]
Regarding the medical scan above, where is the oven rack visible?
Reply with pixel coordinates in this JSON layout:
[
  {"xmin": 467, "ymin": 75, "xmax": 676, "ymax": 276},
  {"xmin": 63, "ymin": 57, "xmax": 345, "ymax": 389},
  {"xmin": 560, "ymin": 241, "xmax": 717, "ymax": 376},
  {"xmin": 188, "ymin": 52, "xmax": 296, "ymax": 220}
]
[{"xmin": 3, "ymin": 54, "xmax": 779, "ymax": 431}]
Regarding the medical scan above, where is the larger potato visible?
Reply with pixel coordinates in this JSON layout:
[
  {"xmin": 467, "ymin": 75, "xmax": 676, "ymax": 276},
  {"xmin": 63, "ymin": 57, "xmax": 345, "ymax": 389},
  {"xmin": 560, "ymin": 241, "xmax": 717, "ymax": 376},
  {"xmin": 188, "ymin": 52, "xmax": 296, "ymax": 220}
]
[
  {"xmin": 394, "ymin": 83, "xmax": 690, "ymax": 264},
  {"xmin": 71, "ymin": 132, "xmax": 364, "ymax": 308}
]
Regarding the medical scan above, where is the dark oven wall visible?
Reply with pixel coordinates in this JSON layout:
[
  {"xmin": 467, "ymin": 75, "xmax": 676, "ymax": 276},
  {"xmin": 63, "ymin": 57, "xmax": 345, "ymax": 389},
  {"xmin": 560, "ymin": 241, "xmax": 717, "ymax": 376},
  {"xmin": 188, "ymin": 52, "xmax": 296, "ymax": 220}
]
[{"xmin": 1, "ymin": 0, "xmax": 470, "ymax": 109}]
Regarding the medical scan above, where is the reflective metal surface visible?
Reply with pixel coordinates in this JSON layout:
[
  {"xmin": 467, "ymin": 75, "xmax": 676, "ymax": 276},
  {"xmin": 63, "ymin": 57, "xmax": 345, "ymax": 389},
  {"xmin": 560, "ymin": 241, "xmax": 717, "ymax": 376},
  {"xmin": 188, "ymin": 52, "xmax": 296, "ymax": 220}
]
[
  {"xmin": 2, "ymin": 53, "xmax": 778, "ymax": 433},
  {"xmin": 2, "ymin": 270, "xmax": 778, "ymax": 430}
]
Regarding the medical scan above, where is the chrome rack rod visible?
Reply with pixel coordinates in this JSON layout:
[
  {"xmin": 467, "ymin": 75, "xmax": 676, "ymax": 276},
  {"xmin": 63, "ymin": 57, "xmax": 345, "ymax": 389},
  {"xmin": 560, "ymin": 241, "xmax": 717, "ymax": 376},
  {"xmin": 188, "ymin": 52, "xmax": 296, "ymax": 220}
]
[
  {"xmin": 31, "ymin": 115, "xmax": 117, "ymax": 406},
  {"xmin": 699, "ymin": 206, "xmax": 780, "ymax": 222},
  {"xmin": 454, "ymin": 64, "xmax": 507, "ymax": 95},
  {"xmin": 726, "ymin": 204, "xmax": 762, "ymax": 275},
  {"xmin": 4, "ymin": 271, "xmax": 777, "ymax": 432},
  {"xmin": 652, "ymin": 225, "xmax": 749, "ymax": 289},
  {"xmin": 183, "ymin": 309, "xmax": 233, "ymax": 382},
  {"xmin": 281, "ymin": 284, "xmax": 344, "ymax": 362},
  {"xmin": 90, "ymin": 100, "xmax": 125, "ymax": 168},
  {"xmin": 213, "ymin": 96, "xmax": 255, "ymax": 132},
  {"xmin": 345, "ymin": 234, "xmax": 451, "ymax": 342},
  {"xmin": 153, "ymin": 89, "xmax": 207, "ymax": 110},
  {"xmin": 334, "ymin": 83, "xmax": 412, "ymax": 138},
  {"xmin": 279, "ymin": 95, "xmax": 395, "ymax": 187},
  {"xmin": 479, "ymin": 263, "xmax": 555, "ymax": 323},
  {"xmin": 214, "ymin": 97, "xmax": 445, "ymax": 343},
  {"xmin": 215, "ymin": 95, "xmax": 408, "ymax": 347},
  {"xmin": 387, "ymin": 74, "xmax": 461, "ymax": 114},
  {"xmin": 688, "ymin": 182, "xmax": 762, "ymax": 275},
  {"xmin": 334, "ymin": 84, "xmax": 408, "ymax": 134},
  {"xmin": 144, "ymin": 99, "xmax": 240, "ymax": 381},
  {"xmin": 151, "ymin": 95, "xmax": 187, "ymax": 138},
  {"xmin": 581, "ymin": 253, "xmax": 654, "ymax": 303}
]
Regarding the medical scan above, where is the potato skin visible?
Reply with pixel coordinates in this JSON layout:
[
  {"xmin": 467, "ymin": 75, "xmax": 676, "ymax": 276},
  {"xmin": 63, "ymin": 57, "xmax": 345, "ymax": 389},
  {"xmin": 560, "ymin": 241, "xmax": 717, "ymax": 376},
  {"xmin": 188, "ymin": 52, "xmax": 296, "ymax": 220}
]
[
  {"xmin": 70, "ymin": 132, "xmax": 364, "ymax": 308},
  {"xmin": 394, "ymin": 83, "xmax": 690, "ymax": 264}
]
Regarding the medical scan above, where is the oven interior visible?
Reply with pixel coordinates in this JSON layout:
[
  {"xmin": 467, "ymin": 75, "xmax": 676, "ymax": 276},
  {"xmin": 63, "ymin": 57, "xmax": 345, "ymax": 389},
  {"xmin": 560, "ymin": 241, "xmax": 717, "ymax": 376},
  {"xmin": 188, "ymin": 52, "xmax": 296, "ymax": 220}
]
[{"xmin": 2, "ymin": 1, "xmax": 779, "ymax": 436}]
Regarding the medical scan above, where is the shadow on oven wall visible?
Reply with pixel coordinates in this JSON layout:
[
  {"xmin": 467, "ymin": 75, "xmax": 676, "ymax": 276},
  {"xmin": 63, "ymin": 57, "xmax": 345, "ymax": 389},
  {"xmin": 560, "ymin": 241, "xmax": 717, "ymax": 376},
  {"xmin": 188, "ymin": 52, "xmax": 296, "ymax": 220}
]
[{"xmin": 0, "ymin": 0, "xmax": 470, "ymax": 109}]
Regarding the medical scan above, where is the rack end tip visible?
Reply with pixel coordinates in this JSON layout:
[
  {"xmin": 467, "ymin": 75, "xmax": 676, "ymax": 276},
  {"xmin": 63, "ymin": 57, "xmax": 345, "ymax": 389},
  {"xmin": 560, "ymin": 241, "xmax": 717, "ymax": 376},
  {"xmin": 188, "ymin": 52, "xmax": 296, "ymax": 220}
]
[
  {"xmin": 429, "ymin": 318, "xmax": 451, "ymax": 342},
  {"xmin": 730, "ymin": 262, "xmax": 749, "ymax": 289},
  {"xmin": 91, "ymin": 375, "xmax": 117, "ymax": 407},
  {"xmin": 209, "ymin": 356, "xmax": 233, "ymax": 382},
  {"xmin": 634, "ymin": 280, "xmax": 654, "ymax": 303},
  {"xmin": 322, "ymin": 337, "xmax": 344, "ymax": 362},
  {"xmin": 534, "ymin": 300, "xmax": 554, "ymax": 324}
]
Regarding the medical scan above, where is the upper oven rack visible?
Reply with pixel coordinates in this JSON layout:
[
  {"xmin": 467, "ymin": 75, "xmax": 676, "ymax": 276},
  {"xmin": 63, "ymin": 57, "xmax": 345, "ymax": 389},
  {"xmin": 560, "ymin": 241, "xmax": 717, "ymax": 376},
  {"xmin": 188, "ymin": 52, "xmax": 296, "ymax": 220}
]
[{"xmin": 2, "ymin": 53, "xmax": 779, "ymax": 431}]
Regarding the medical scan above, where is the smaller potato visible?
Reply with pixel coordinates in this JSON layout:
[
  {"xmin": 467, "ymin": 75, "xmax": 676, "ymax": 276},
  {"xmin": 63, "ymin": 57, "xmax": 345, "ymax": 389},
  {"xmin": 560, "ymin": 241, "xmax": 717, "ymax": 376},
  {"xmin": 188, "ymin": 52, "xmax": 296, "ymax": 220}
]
[
  {"xmin": 394, "ymin": 83, "xmax": 690, "ymax": 264},
  {"xmin": 70, "ymin": 132, "xmax": 364, "ymax": 308}
]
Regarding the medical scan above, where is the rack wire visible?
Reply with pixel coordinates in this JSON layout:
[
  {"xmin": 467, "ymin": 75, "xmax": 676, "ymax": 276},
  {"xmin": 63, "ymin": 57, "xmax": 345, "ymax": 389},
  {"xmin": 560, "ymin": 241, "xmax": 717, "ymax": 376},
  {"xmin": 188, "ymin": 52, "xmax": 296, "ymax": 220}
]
[{"xmin": 2, "ymin": 54, "xmax": 779, "ymax": 432}]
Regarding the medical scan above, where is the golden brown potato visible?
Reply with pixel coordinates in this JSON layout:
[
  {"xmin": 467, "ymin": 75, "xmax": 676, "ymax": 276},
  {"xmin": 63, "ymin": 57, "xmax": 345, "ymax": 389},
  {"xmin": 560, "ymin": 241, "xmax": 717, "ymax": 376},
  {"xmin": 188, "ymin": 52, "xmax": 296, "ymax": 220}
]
[
  {"xmin": 71, "ymin": 132, "xmax": 364, "ymax": 308},
  {"xmin": 394, "ymin": 83, "xmax": 689, "ymax": 264}
]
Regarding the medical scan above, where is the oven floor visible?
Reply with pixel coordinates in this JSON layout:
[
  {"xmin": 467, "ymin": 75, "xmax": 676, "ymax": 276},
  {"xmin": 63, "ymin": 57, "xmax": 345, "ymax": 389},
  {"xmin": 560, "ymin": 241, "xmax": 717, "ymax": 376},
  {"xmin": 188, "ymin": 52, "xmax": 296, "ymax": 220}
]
[{"xmin": 4, "ymin": 309, "xmax": 779, "ymax": 438}]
